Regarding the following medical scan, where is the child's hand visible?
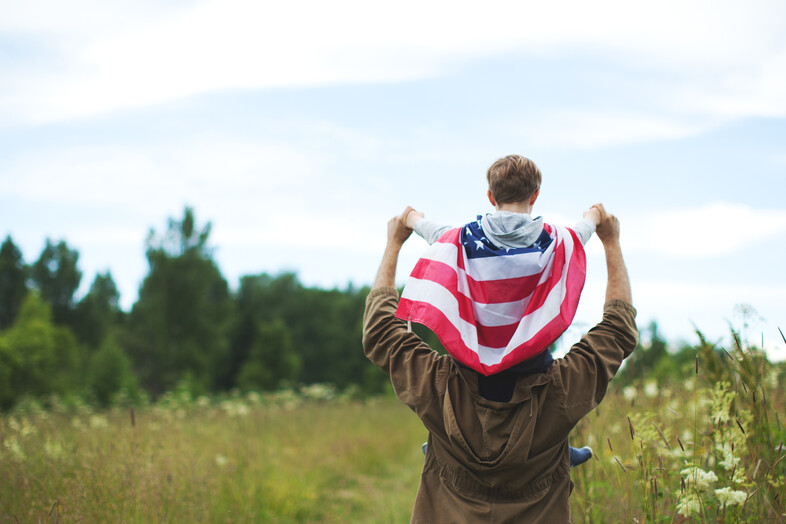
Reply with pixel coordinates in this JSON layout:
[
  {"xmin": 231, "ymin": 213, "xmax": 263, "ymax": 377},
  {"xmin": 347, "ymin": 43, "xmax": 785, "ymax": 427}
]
[
  {"xmin": 405, "ymin": 209, "xmax": 425, "ymax": 229},
  {"xmin": 583, "ymin": 205, "xmax": 602, "ymax": 227}
]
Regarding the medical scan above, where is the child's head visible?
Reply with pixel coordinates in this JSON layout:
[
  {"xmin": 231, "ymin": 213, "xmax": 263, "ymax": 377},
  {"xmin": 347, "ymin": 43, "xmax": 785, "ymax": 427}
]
[{"xmin": 486, "ymin": 155, "xmax": 541, "ymax": 206}]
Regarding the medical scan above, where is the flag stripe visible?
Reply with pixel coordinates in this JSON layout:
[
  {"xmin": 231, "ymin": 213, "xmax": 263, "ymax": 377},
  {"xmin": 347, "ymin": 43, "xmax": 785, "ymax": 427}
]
[{"xmin": 396, "ymin": 222, "xmax": 586, "ymax": 375}]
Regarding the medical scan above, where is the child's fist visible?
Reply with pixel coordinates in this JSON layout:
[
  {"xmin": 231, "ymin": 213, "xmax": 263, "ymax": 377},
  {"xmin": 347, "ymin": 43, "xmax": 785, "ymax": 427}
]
[
  {"xmin": 583, "ymin": 205, "xmax": 602, "ymax": 227},
  {"xmin": 405, "ymin": 209, "xmax": 425, "ymax": 229}
]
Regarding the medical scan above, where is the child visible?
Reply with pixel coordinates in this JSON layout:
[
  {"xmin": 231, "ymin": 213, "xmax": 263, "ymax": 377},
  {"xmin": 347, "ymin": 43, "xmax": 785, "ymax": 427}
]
[{"xmin": 398, "ymin": 154, "xmax": 599, "ymax": 467}]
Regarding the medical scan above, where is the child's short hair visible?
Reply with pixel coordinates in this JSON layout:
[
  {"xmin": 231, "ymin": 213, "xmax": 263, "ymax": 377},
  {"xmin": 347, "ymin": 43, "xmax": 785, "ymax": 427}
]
[{"xmin": 486, "ymin": 155, "xmax": 542, "ymax": 205}]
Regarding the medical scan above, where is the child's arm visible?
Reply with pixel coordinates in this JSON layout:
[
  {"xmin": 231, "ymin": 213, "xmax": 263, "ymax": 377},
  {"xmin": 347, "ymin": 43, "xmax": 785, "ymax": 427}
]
[
  {"xmin": 405, "ymin": 208, "xmax": 452, "ymax": 245},
  {"xmin": 572, "ymin": 204, "xmax": 602, "ymax": 245}
]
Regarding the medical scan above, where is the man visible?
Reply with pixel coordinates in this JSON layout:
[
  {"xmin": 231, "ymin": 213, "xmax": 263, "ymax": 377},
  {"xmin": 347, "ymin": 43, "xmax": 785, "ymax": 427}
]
[{"xmin": 362, "ymin": 204, "xmax": 637, "ymax": 523}]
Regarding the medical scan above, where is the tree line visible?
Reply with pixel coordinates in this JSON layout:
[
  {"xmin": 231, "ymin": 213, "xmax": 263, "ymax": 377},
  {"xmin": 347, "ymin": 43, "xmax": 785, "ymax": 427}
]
[
  {"xmin": 2, "ymin": 207, "xmax": 777, "ymax": 411},
  {"xmin": 0, "ymin": 207, "xmax": 405, "ymax": 410}
]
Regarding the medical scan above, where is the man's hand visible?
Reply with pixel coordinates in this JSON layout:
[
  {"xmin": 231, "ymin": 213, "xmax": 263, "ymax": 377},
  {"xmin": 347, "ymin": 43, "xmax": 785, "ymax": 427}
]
[
  {"xmin": 593, "ymin": 203, "xmax": 620, "ymax": 246},
  {"xmin": 373, "ymin": 207, "xmax": 415, "ymax": 289},
  {"xmin": 591, "ymin": 204, "xmax": 631, "ymax": 304},
  {"xmin": 405, "ymin": 208, "xmax": 425, "ymax": 229},
  {"xmin": 389, "ymin": 206, "xmax": 415, "ymax": 247}
]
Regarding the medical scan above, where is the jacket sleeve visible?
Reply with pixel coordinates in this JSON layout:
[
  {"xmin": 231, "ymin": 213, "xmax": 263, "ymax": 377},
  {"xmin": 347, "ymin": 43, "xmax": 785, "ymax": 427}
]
[
  {"xmin": 555, "ymin": 300, "xmax": 638, "ymax": 426},
  {"xmin": 362, "ymin": 287, "xmax": 449, "ymax": 418}
]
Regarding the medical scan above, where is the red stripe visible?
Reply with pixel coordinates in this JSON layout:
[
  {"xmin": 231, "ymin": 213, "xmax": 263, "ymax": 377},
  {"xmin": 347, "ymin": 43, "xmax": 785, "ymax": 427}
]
[
  {"xmin": 397, "ymin": 296, "xmax": 483, "ymax": 372},
  {"xmin": 521, "ymin": 238, "xmax": 567, "ymax": 316},
  {"xmin": 465, "ymin": 272, "xmax": 543, "ymax": 304},
  {"xmin": 406, "ymin": 258, "xmax": 479, "ymax": 327},
  {"xmin": 396, "ymin": 224, "xmax": 587, "ymax": 375},
  {"xmin": 409, "ymin": 257, "xmax": 543, "ymax": 305}
]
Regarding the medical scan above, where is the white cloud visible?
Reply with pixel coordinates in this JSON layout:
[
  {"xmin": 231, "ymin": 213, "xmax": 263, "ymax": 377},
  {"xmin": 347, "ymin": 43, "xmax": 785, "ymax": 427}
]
[
  {"xmin": 2, "ymin": 139, "xmax": 320, "ymax": 213},
  {"xmin": 2, "ymin": 0, "xmax": 784, "ymax": 124},
  {"xmin": 626, "ymin": 202, "xmax": 786, "ymax": 258},
  {"xmin": 517, "ymin": 111, "xmax": 714, "ymax": 149}
]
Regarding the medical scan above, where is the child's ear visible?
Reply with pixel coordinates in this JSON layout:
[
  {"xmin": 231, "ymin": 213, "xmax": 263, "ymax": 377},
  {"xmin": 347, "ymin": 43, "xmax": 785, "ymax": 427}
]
[
  {"xmin": 487, "ymin": 189, "xmax": 497, "ymax": 207},
  {"xmin": 529, "ymin": 189, "xmax": 540, "ymax": 206}
]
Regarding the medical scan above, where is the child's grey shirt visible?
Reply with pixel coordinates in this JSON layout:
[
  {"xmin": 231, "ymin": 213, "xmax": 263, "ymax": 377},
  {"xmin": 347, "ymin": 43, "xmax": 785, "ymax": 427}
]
[{"xmin": 413, "ymin": 212, "xmax": 596, "ymax": 248}]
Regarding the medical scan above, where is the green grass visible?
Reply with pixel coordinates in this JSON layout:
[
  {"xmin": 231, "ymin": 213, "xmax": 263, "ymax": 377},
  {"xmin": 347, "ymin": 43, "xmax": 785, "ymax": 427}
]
[
  {"xmin": 3, "ymin": 342, "xmax": 785, "ymax": 523},
  {"xmin": 1, "ymin": 395, "xmax": 425, "ymax": 523}
]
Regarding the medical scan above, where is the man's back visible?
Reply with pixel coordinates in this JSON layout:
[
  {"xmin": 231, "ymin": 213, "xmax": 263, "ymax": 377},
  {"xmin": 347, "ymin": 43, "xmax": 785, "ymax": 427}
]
[{"xmin": 363, "ymin": 287, "xmax": 637, "ymax": 523}]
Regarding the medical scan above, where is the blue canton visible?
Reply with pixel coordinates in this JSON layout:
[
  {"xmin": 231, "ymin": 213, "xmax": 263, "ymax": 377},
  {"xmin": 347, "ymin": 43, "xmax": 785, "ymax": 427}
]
[{"xmin": 460, "ymin": 215, "xmax": 553, "ymax": 260}]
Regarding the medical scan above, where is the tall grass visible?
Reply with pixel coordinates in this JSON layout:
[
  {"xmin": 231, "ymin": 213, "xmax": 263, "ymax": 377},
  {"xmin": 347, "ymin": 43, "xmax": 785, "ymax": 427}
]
[
  {"xmin": 1, "ymin": 388, "xmax": 425, "ymax": 523},
  {"xmin": 570, "ymin": 332, "xmax": 786, "ymax": 522},
  {"xmin": 2, "ymin": 333, "xmax": 785, "ymax": 523}
]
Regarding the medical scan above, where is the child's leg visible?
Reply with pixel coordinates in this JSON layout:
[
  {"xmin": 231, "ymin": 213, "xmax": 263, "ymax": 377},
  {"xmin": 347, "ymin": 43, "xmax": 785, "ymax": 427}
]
[{"xmin": 569, "ymin": 445, "xmax": 593, "ymax": 467}]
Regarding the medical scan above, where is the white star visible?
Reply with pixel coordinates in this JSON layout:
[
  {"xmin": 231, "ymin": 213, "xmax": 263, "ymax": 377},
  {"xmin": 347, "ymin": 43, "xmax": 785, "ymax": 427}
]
[{"xmin": 475, "ymin": 240, "xmax": 485, "ymax": 250}]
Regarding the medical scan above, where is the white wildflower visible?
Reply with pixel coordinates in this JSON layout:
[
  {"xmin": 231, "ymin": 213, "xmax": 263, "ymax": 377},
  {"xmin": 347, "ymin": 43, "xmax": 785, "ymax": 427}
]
[
  {"xmin": 245, "ymin": 391, "xmax": 262, "ymax": 404},
  {"xmin": 716, "ymin": 441, "xmax": 740, "ymax": 470},
  {"xmin": 676, "ymin": 491, "xmax": 701, "ymax": 518},
  {"xmin": 644, "ymin": 381, "xmax": 659, "ymax": 398},
  {"xmin": 89, "ymin": 414, "xmax": 109, "ymax": 429},
  {"xmin": 623, "ymin": 386, "xmax": 636, "ymax": 401},
  {"xmin": 44, "ymin": 439, "xmax": 65, "ymax": 460},
  {"xmin": 221, "ymin": 400, "xmax": 250, "ymax": 417},
  {"xmin": 2, "ymin": 436, "xmax": 25, "ymax": 460},
  {"xmin": 767, "ymin": 370, "xmax": 779, "ymax": 390},
  {"xmin": 715, "ymin": 487, "xmax": 747, "ymax": 509},
  {"xmin": 681, "ymin": 466, "xmax": 718, "ymax": 490},
  {"xmin": 301, "ymin": 383, "xmax": 336, "ymax": 401},
  {"xmin": 732, "ymin": 466, "xmax": 747, "ymax": 485},
  {"xmin": 710, "ymin": 382, "xmax": 734, "ymax": 424}
]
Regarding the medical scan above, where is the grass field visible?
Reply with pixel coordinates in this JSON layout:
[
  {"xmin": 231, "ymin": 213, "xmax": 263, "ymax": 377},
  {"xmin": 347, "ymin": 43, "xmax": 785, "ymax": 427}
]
[{"xmin": 2, "ymin": 347, "xmax": 786, "ymax": 523}]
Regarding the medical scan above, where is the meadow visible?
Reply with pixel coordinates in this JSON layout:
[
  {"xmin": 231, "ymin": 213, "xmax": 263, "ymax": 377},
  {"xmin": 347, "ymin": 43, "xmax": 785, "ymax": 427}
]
[{"xmin": 2, "ymin": 341, "xmax": 785, "ymax": 523}]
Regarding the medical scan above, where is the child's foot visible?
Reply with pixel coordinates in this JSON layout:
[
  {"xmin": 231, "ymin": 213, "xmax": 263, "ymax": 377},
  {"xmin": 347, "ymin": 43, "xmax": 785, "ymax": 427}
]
[{"xmin": 569, "ymin": 446, "xmax": 593, "ymax": 467}]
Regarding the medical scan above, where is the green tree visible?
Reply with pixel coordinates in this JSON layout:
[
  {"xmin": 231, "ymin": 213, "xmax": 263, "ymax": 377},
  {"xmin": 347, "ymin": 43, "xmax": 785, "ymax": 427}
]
[
  {"xmin": 87, "ymin": 336, "xmax": 139, "ymax": 407},
  {"xmin": 31, "ymin": 239, "xmax": 82, "ymax": 325},
  {"xmin": 0, "ymin": 333, "xmax": 21, "ymax": 408},
  {"xmin": 0, "ymin": 235, "xmax": 28, "ymax": 329},
  {"xmin": 229, "ymin": 273, "xmax": 387, "ymax": 393},
  {"xmin": 618, "ymin": 321, "xmax": 668, "ymax": 384},
  {"xmin": 237, "ymin": 319, "xmax": 300, "ymax": 391},
  {"xmin": 224, "ymin": 273, "xmax": 300, "ymax": 389},
  {"xmin": 73, "ymin": 272, "xmax": 123, "ymax": 349},
  {"xmin": 126, "ymin": 207, "xmax": 231, "ymax": 395},
  {"xmin": 1, "ymin": 292, "xmax": 84, "ymax": 405}
]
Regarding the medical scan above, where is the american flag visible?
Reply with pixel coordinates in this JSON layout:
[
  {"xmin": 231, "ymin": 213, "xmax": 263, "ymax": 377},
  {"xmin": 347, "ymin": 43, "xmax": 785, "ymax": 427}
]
[{"xmin": 395, "ymin": 217, "xmax": 586, "ymax": 376}]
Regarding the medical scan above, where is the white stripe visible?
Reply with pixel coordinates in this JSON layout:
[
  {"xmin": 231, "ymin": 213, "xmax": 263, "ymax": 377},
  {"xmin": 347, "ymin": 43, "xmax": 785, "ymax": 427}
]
[
  {"xmin": 401, "ymin": 277, "xmax": 479, "ymax": 349},
  {"xmin": 404, "ymin": 225, "xmax": 579, "ymax": 368},
  {"xmin": 403, "ymin": 274, "xmax": 533, "ymax": 328},
  {"xmin": 503, "ymin": 227, "xmax": 575, "ymax": 355},
  {"xmin": 478, "ymin": 227, "xmax": 576, "ymax": 366},
  {"xmin": 424, "ymin": 240, "xmax": 554, "ymax": 280}
]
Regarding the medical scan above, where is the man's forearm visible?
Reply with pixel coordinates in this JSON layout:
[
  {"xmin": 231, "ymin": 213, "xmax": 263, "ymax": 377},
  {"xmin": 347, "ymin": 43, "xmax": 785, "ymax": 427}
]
[
  {"xmin": 372, "ymin": 243, "xmax": 403, "ymax": 289},
  {"xmin": 603, "ymin": 240, "xmax": 632, "ymax": 304}
]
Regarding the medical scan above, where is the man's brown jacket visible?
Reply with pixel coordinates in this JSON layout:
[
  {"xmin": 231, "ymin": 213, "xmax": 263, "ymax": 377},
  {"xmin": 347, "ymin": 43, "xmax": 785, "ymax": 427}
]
[{"xmin": 362, "ymin": 287, "xmax": 638, "ymax": 523}]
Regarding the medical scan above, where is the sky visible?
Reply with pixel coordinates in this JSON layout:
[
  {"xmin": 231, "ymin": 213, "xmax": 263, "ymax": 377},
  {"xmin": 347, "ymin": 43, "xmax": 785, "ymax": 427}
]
[{"xmin": 1, "ymin": 0, "xmax": 785, "ymax": 358}]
